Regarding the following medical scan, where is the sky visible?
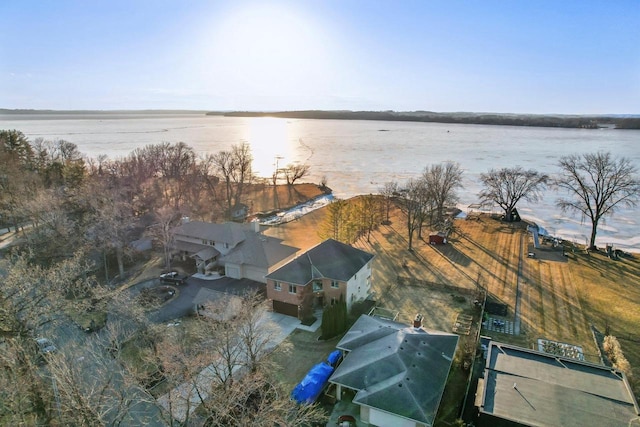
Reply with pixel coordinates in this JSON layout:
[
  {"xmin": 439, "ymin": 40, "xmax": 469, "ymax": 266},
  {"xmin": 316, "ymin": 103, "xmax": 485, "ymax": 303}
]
[{"xmin": 1, "ymin": 0, "xmax": 639, "ymax": 114}]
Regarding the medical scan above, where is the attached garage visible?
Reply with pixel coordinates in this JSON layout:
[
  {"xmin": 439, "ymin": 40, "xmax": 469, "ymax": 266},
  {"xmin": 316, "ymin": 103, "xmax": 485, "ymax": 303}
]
[
  {"xmin": 244, "ymin": 265, "xmax": 267, "ymax": 283},
  {"xmin": 225, "ymin": 265, "xmax": 241, "ymax": 279},
  {"xmin": 273, "ymin": 300, "xmax": 299, "ymax": 318}
]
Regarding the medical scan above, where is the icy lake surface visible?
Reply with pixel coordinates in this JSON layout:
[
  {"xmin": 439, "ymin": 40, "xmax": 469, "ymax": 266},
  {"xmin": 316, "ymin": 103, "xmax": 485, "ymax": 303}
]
[{"xmin": 2, "ymin": 113, "xmax": 638, "ymax": 251}]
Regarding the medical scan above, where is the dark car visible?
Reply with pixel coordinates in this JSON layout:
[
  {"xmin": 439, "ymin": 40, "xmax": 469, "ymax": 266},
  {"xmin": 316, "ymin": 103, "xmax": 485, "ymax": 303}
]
[{"xmin": 160, "ymin": 271, "xmax": 188, "ymax": 285}]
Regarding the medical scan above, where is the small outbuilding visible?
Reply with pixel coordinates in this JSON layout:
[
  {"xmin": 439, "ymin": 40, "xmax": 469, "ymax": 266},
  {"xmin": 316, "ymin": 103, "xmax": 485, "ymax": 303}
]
[{"xmin": 429, "ymin": 232, "xmax": 448, "ymax": 245}]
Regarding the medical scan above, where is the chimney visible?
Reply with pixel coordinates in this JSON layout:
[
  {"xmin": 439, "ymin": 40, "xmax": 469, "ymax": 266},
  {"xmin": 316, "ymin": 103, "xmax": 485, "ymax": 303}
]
[
  {"xmin": 252, "ymin": 220, "xmax": 260, "ymax": 233},
  {"xmin": 413, "ymin": 313, "xmax": 423, "ymax": 328}
]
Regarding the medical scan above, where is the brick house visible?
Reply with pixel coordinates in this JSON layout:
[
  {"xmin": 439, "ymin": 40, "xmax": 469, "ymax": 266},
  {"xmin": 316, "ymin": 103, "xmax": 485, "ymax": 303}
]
[{"xmin": 265, "ymin": 239, "xmax": 374, "ymax": 319}]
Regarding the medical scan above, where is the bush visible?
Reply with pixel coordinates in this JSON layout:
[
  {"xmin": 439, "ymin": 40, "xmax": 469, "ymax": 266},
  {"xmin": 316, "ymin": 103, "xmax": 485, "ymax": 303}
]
[
  {"xmin": 321, "ymin": 298, "xmax": 348, "ymax": 339},
  {"xmin": 603, "ymin": 335, "xmax": 633, "ymax": 378}
]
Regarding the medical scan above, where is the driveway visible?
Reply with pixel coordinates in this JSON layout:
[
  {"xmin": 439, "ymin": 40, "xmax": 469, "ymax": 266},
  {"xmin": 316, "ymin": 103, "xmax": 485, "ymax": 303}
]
[{"xmin": 136, "ymin": 275, "xmax": 265, "ymax": 323}]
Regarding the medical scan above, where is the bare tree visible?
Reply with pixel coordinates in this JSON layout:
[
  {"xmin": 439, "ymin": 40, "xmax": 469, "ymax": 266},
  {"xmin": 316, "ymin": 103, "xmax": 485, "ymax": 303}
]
[
  {"xmin": 0, "ymin": 252, "xmax": 123, "ymax": 424},
  {"xmin": 479, "ymin": 167, "xmax": 548, "ymax": 222},
  {"xmin": 282, "ymin": 163, "xmax": 310, "ymax": 185},
  {"xmin": 0, "ymin": 251, "xmax": 96, "ymax": 338},
  {"xmin": 83, "ymin": 180, "xmax": 136, "ymax": 280},
  {"xmin": 231, "ymin": 142, "xmax": 253, "ymax": 205},
  {"xmin": 213, "ymin": 143, "xmax": 254, "ymax": 219},
  {"xmin": 0, "ymin": 336, "xmax": 51, "ymax": 424},
  {"xmin": 423, "ymin": 162, "xmax": 463, "ymax": 226},
  {"xmin": 46, "ymin": 340, "xmax": 143, "ymax": 426},
  {"xmin": 150, "ymin": 206, "xmax": 182, "ymax": 269},
  {"xmin": 556, "ymin": 152, "xmax": 640, "ymax": 250},
  {"xmin": 378, "ymin": 181, "xmax": 399, "ymax": 224},
  {"xmin": 398, "ymin": 178, "xmax": 429, "ymax": 251}
]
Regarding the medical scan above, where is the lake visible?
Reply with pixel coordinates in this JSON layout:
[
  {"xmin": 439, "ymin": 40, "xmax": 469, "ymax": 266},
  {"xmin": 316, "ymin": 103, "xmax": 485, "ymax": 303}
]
[{"xmin": 2, "ymin": 112, "xmax": 639, "ymax": 251}]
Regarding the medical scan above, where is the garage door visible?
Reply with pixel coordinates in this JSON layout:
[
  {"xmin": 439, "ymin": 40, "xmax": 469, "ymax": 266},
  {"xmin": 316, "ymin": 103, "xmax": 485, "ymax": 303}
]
[
  {"xmin": 225, "ymin": 266, "xmax": 240, "ymax": 279},
  {"xmin": 273, "ymin": 300, "xmax": 298, "ymax": 318}
]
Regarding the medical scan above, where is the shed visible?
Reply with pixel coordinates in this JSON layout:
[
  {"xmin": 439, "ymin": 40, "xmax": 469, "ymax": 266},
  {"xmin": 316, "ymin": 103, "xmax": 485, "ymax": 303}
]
[{"xmin": 429, "ymin": 232, "xmax": 447, "ymax": 245}]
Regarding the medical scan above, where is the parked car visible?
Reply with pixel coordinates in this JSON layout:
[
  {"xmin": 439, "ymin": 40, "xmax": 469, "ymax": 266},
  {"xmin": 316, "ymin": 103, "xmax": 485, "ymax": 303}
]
[
  {"xmin": 160, "ymin": 271, "xmax": 188, "ymax": 285},
  {"xmin": 160, "ymin": 271, "xmax": 178, "ymax": 279}
]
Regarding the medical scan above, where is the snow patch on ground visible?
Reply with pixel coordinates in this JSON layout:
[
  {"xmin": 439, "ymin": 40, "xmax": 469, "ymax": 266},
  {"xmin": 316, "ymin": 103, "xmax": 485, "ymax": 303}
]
[{"xmin": 259, "ymin": 194, "xmax": 334, "ymax": 225}]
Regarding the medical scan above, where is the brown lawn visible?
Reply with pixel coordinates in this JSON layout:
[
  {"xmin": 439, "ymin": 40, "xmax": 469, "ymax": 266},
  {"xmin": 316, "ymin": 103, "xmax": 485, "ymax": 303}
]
[
  {"xmin": 264, "ymin": 198, "xmax": 640, "ymax": 397},
  {"xmin": 245, "ymin": 183, "xmax": 326, "ymax": 215}
]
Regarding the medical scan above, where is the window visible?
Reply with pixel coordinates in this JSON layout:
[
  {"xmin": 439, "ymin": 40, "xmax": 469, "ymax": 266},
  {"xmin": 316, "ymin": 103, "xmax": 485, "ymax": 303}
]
[
  {"xmin": 313, "ymin": 281, "xmax": 323, "ymax": 292},
  {"xmin": 289, "ymin": 284, "xmax": 296, "ymax": 294},
  {"xmin": 274, "ymin": 282, "xmax": 281, "ymax": 291},
  {"xmin": 331, "ymin": 280, "xmax": 340, "ymax": 289}
]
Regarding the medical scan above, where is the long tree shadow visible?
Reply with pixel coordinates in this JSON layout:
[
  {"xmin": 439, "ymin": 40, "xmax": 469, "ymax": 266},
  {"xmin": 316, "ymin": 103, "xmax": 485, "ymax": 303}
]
[{"xmin": 454, "ymin": 225, "xmax": 522, "ymax": 280}]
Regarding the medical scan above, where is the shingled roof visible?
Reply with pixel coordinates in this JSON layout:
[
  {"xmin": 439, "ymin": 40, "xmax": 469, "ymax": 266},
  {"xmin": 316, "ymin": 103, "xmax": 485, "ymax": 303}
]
[
  {"xmin": 264, "ymin": 239, "xmax": 374, "ymax": 285},
  {"xmin": 173, "ymin": 221, "xmax": 246, "ymax": 247},
  {"xmin": 220, "ymin": 232, "xmax": 298, "ymax": 269},
  {"xmin": 329, "ymin": 315, "xmax": 459, "ymax": 426}
]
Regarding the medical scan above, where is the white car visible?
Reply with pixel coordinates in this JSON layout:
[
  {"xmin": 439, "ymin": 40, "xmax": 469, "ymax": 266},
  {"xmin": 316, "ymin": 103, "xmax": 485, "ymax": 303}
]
[{"xmin": 160, "ymin": 271, "xmax": 178, "ymax": 279}]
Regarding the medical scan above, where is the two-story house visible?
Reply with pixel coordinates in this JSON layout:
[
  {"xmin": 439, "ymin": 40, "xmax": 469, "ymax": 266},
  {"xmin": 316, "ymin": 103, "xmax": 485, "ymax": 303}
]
[
  {"xmin": 264, "ymin": 239, "xmax": 374, "ymax": 319},
  {"xmin": 171, "ymin": 220, "xmax": 299, "ymax": 283}
]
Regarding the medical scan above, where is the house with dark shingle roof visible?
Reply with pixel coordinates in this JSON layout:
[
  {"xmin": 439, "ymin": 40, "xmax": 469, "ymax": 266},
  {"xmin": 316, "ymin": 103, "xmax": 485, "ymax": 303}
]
[
  {"xmin": 475, "ymin": 341, "xmax": 640, "ymax": 427},
  {"xmin": 264, "ymin": 239, "xmax": 374, "ymax": 318},
  {"xmin": 171, "ymin": 220, "xmax": 298, "ymax": 283},
  {"xmin": 329, "ymin": 315, "xmax": 459, "ymax": 427}
]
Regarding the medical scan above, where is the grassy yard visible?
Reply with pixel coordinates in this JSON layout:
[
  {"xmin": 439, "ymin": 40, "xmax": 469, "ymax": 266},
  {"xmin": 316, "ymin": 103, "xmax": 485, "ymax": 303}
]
[{"xmin": 265, "ymin": 199, "xmax": 640, "ymax": 400}]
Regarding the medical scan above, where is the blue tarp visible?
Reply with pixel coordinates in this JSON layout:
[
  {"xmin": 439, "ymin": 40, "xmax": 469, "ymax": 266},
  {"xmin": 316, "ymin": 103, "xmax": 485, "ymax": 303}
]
[
  {"xmin": 327, "ymin": 350, "xmax": 341, "ymax": 366},
  {"xmin": 291, "ymin": 362, "xmax": 334, "ymax": 404}
]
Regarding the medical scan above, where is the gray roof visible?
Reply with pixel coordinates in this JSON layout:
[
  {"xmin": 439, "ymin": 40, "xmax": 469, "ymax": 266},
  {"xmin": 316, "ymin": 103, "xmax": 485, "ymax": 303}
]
[
  {"xmin": 265, "ymin": 239, "xmax": 374, "ymax": 285},
  {"xmin": 173, "ymin": 221, "xmax": 298, "ymax": 270},
  {"xmin": 479, "ymin": 342, "xmax": 640, "ymax": 427},
  {"xmin": 221, "ymin": 232, "xmax": 299, "ymax": 269},
  {"xmin": 329, "ymin": 315, "xmax": 459, "ymax": 426},
  {"xmin": 193, "ymin": 246, "xmax": 220, "ymax": 262},
  {"xmin": 173, "ymin": 221, "xmax": 247, "ymax": 247}
]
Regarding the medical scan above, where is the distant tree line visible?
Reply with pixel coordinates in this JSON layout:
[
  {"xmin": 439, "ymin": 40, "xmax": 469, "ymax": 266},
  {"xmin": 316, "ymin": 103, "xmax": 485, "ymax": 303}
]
[{"xmin": 220, "ymin": 110, "xmax": 640, "ymax": 129}]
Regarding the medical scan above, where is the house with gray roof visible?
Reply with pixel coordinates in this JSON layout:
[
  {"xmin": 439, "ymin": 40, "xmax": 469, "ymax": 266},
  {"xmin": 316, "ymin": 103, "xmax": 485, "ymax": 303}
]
[
  {"xmin": 265, "ymin": 239, "xmax": 374, "ymax": 318},
  {"xmin": 172, "ymin": 220, "xmax": 298, "ymax": 283},
  {"xmin": 329, "ymin": 315, "xmax": 459, "ymax": 427},
  {"xmin": 475, "ymin": 341, "xmax": 640, "ymax": 427}
]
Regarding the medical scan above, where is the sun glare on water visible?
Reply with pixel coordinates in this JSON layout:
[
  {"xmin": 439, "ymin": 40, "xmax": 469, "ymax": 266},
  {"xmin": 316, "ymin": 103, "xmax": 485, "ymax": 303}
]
[{"xmin": 245, "ymin": 117, "xmax": 295, "ymax": 178}]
